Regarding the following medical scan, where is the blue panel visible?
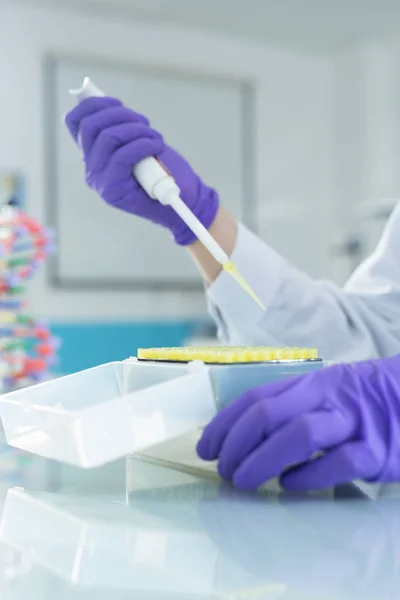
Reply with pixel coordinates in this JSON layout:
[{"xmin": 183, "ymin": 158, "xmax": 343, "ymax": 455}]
[{"xmin": 50, "ymin": 321, "xmax": 196, "ymax": 374}]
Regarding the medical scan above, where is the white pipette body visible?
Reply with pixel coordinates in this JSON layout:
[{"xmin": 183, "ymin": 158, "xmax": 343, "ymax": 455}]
[{"xmin": 69, "ymin": 77, "xmax": 229, "ymax": 265}]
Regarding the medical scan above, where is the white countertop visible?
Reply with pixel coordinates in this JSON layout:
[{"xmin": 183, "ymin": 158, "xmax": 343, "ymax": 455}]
[{"xmin": 0, "ymin": 443, "xmax": 396, "ymax": 600}]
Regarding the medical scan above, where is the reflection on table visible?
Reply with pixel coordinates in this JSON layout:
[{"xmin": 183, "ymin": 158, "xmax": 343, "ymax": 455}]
[{"xmin": 0, "ymin": 454, "xmax": 397, "ymax": 599}]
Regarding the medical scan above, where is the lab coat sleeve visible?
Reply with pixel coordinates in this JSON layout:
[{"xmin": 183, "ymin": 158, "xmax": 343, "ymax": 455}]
[{"xmin": 206, "ymin": 204, "xmax": 400, "ymax": 361}]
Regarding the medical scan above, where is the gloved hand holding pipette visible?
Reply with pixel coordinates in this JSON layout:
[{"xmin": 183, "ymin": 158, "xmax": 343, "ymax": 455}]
[
  {"xmin": 65, "ymin": 79, "xmax": 264, "ymax": 309},
  {"xmin": 65, "ymin": 95, "xmax": 219, "ymax": 247}
]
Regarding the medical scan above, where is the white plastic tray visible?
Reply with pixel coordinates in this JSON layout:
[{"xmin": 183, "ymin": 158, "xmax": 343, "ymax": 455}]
[{"xmin": 0, "ymin": 360, "xmax": 216, "ymax": 468}]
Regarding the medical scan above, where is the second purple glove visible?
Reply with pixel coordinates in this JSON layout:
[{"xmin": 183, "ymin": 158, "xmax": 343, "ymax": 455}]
[
  {"xmin": 65, "ymin": 97, "xmax": 219, "ymax": 245},
  {"xmin": 197, "ymin": 355, "xmax": 400, "ymax": 490}
]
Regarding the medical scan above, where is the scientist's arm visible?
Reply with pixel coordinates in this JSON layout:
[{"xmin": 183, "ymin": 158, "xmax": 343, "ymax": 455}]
[
  {"xmin": 65, "ymin": 97, "xmax": 400, "ymax": 362},
  {"xmin": 197, "ymin": 354, "xmax": 400, "ymax": 491},
  {"xmin": 204, "ymin": 201, "xmax": 400, "ymax": 360}
]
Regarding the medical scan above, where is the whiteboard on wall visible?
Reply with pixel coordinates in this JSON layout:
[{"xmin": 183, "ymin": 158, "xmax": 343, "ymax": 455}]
[{"xmin": 45, "ymin": 55, "xmax": 255, "ymax": 290}]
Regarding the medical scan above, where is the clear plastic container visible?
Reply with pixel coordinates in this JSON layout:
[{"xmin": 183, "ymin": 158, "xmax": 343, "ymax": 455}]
[
  {"xmin": 0, "ymin": 357, "xmax": 323, "ymax": 468},
  {"xmin": 0, "ymin": 360, "xmax": 215, "ymax": 468}
]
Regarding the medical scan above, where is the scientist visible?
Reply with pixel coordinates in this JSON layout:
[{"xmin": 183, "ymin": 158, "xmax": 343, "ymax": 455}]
[{"xmin": 65, "ymin": 97, "xmax": 400, "ymax": 492}]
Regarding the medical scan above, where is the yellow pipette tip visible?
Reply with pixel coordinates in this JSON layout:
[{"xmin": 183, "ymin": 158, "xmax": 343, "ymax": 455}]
[
  {"xmin": 137, "ymin": 346, "xmax": 319, "ymax": 364},
  {"xmin": 222, "ymin": 260, "xmax": 265, "ymax": 310}
]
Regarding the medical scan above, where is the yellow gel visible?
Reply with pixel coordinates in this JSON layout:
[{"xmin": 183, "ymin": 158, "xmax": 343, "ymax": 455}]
[
  {"xmin": 137, "ymin": 346, "xmax": 319, "ymax": 364},
  {"xmin": 223, "ymin": 260, "xmax": 265, "ymax": 310}
]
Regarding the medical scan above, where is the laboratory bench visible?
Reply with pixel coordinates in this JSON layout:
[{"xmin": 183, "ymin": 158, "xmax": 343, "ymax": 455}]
[{"xmin": 0, "ymin": 441, "xmax": 397, "ymax": 600}]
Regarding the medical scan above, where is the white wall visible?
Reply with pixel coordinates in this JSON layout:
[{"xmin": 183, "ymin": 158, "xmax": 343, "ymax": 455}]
[
  {"xmin": 0, "ymin": 2, "xmax": 335, "ymax": 321},
  {"xmin": 331, "ymin": 42, "xmax": 400, "ymax": 271}
]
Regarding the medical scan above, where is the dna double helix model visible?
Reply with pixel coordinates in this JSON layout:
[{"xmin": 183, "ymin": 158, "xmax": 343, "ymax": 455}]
[{"xmin": 0, "ymin": 204, "xmax": 60, "ymax": 392}]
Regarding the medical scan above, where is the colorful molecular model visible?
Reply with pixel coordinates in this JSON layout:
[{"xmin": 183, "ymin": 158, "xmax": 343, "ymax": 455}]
[{"xmin": 0, "ymin": 203, "xmax": 60, "ymax": 392}]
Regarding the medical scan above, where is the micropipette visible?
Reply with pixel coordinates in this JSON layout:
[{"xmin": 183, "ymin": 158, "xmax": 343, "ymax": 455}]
[{"xmin": 69, "ymin": 78, "xmax": 264, "ymax": 310}]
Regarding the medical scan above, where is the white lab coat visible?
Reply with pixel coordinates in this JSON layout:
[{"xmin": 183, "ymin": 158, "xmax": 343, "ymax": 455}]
[
  {"xmin": 206, "ymin": 201, "xmax": 400, "ymax": 500},
  {"xmin": 207, "ymin": 201, "xmax": 400, "ymax": 362}
]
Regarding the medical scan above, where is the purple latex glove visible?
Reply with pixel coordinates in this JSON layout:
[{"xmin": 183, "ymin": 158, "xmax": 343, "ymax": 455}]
[
  {"xmin": 65, "ymin": 97, "xmax": 219, "ymax": 245},
  {"xmin": 197, "ymin": 355, "xmax": 400, "ymax": 490}
]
